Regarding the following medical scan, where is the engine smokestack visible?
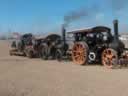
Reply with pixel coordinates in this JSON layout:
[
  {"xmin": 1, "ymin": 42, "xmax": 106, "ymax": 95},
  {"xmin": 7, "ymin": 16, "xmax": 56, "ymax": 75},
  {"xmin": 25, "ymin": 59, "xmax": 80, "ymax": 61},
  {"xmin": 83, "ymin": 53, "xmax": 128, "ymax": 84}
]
[
  {"xmin": 113, "ymin": 19, "xmax": 119, "ymax": 41},
  {"xmin": 62, "ymin": 24, "xmax": 66, "ymax": 45}
]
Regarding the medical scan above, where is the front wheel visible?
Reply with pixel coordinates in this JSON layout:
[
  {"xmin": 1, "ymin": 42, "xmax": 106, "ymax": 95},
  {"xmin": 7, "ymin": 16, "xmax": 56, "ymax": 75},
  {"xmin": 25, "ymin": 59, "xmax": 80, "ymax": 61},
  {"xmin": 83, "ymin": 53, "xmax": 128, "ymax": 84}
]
[
  {"xmin": 101, "ymin": 48, "xmax": 118, "ymax": 69},
  {"xmin": 26, "ymin": 50, "xmax": 34, "ymax": 58},
  {"xmin": 9, "ymin": 50, "xmax": 13, "ymax": 56},
  {"xmin": 56, "ymin": 49, "xmax": 63, "ymax": 61},
  {"xmin": 41, "ymin": 46, "xmax": 48, "ymax": 60}
]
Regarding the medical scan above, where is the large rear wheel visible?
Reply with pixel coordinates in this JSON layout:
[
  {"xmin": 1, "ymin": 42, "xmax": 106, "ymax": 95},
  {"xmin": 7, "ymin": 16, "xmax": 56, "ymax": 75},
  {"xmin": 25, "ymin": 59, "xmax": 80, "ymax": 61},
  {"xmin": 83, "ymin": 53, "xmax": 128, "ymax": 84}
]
[
  {"xmin": 56, "ymin": 49, "xmax": 63, "ymax": 61},
  {"xmin": 72, "ymin": 42, "xmax": 89, "ymax": 65},
  {"xmin": 41, "ymin": 45, "xmax": 48, "ymax": 60},
  {"xmin": 102, "ymin": 48, "xmax": 118, "ymax": 69}
]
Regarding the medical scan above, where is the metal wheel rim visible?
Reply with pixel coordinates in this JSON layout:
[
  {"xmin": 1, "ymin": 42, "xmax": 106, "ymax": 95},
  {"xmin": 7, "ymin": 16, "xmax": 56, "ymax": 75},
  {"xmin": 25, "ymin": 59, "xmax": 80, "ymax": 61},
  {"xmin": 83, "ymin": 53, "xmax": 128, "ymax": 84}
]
[
  {"xmin": 72, "ymin": 43, "xmax": 87, "ymax": 65},
  {"xmin": 102, "ymin": 49, "xmax": 118, "ymax": 69}
]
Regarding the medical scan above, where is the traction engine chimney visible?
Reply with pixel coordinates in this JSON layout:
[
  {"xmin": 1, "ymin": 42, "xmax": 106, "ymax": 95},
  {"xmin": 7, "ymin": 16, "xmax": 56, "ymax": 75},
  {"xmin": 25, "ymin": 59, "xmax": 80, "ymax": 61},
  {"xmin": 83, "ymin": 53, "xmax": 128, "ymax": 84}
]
[
  {"xmin": 62, "ymin": 24, "xmax": 66, "ymax": 45},
  {"xmin": 113, "ymin": 20, "xmax": 119, "ymax": 41}
]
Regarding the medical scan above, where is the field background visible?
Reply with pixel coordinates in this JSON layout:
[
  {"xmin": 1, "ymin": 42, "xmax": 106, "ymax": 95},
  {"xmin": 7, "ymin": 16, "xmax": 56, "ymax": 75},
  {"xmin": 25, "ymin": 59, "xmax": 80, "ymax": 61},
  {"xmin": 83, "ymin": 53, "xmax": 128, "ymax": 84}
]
[{"xmin": 0, "ymin": 40, "xmax": 128, "ymax": 96}]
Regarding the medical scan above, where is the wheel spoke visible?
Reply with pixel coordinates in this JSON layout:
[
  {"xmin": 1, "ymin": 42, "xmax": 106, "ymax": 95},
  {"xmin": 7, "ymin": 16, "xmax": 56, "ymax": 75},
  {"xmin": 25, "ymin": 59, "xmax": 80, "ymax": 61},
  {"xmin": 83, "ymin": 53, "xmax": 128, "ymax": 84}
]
[
  {"xmin": 74, "ymin": 54, "xmax": 80, "ymax": 58},
  {"xmin": 102, "ymin": 48, "xmax": 118, "ymax": 69},
  {"xmin": 72, "ymin": 42, "xmax": 88, "ymax": 65}
]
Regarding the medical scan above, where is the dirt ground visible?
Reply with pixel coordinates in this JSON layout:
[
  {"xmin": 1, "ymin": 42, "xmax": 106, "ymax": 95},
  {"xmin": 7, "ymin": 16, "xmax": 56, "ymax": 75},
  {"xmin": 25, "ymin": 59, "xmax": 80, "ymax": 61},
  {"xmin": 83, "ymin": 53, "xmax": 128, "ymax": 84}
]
[{"xmin": 0, "ymin": 40, "xmax": 128, "ymax": 96}]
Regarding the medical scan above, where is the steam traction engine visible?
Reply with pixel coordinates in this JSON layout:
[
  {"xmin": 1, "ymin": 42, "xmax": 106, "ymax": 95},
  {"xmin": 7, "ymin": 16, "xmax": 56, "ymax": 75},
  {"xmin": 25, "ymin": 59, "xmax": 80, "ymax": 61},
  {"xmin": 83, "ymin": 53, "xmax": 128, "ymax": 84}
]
[
  {"xmin": 10, "ymin": 33, "xmax": 44, "ymax": 58},
  {"xmin": 40, "ymin": 34, "xmax": 61, "ymax": 60},
  {"xmin": 10, "ymin": 33, "xmax": 34, "ymax": 57},
  {"xmin": 55, "ymin": 25, "xmax": 72, "ymax": 61},
  {"xmin": 70, "ymin": 20, "xmax": 128, "ymax": 68}
]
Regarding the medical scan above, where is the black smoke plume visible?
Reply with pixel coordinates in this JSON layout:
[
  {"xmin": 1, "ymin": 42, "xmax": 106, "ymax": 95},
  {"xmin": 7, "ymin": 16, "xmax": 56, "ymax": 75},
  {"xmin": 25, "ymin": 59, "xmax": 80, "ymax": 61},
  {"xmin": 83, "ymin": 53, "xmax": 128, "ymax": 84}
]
[
  {"xmin": 109, "ymin": 0, "xmax": 128, "ymax": 11},
  {"xmin": 63, "ymin": 0, "xmax": 128, "ymax": 27},
  {"xmin": 63, "ymin": 3, "xmax": 99, "ymax": 27},
  {"xmin": 64, "ymin": 8, "xmax": 88, "ymax": 27}
]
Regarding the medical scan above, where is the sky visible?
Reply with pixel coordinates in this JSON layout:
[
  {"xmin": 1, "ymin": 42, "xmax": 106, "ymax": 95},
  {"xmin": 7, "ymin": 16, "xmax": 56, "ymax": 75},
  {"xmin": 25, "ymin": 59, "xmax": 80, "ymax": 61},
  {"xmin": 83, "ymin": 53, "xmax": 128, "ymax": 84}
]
[{"xmin": 0, "ymin": 0, "xmax": 128, "ymax": 35}]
